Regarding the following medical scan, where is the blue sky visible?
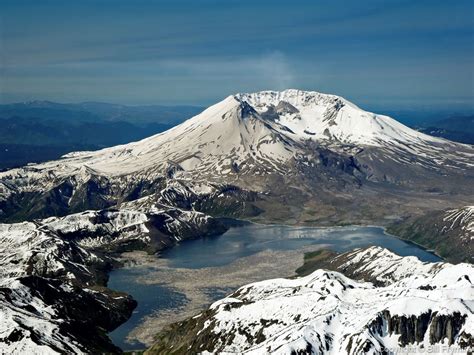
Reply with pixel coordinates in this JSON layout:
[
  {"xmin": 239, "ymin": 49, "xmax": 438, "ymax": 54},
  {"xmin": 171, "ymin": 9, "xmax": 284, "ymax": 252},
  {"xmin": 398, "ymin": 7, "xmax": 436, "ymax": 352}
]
[{"xmin": 1, "ymin": 0, "xmax": 473, "ymax": 109}]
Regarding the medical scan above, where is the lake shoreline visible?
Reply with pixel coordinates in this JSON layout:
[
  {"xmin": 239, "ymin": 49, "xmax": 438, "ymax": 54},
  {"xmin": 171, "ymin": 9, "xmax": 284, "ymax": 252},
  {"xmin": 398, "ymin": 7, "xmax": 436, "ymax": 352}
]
[{"xmin": 106, "ymin": 222, "xmax": 442, "ymax": 350}]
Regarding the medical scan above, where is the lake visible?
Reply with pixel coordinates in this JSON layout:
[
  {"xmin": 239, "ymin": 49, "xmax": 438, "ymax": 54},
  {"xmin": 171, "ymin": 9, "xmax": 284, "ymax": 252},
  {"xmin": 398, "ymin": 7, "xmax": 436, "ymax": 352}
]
[{"xmin": 107, "ymin": 223, "xmax": 440, "ymax": 350}]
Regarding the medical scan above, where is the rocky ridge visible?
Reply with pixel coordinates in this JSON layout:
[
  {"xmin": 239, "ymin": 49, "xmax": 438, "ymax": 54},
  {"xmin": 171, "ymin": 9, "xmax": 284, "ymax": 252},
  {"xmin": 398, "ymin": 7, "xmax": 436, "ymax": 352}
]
[
  {"xmin": 0, "ymin": 204, "xmax": 226, "ymax": 353},
  {"xmin": 146, "ymin": 247, "xmax": 474, "ymax": 354}
]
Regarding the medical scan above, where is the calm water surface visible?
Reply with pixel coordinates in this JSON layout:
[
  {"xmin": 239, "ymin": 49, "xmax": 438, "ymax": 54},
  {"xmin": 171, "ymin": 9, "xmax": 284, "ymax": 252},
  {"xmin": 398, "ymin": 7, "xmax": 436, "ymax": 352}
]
[{"xmin": 108, "ymin": 223, "xmax": 440, "ymax": 350}]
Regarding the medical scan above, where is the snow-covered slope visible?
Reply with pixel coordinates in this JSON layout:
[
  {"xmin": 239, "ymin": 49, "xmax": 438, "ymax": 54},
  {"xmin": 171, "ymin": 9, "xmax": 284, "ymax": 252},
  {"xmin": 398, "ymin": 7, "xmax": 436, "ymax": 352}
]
[
  {"xmin": 147, "ymin": 247, "xmax": 474, "ymax": 355},
  {"xmin": 0, "ymin": 95, "xmax": 295, "ymax": 180},
  {"xmin": 0, "ymin": 205, "xmax": 226, "ymax": 353},
  {"xmin": 39, "ymin": 207, "xmax": 225, "ymax": 251},
  {"xmin": 0, "ymin": 219, "xmax": 134, "ymax": 354},
  {"xmin": 3, "ymin": 204, "xmax": 227, "ymax": 256},
  {"xmin": 0, "ymin": 221, "xmax": 102, "ymax": 283},
  {"xmin": 237, "ymin": 89, "xmax": 447, "ymax": 147}
]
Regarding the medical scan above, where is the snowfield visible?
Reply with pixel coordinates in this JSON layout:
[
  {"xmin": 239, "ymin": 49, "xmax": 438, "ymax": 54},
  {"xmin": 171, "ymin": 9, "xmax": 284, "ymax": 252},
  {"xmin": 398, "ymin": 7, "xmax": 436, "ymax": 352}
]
[{"xmin": 237, "ymin": 89, "xmax": 448, "ymax": 147}]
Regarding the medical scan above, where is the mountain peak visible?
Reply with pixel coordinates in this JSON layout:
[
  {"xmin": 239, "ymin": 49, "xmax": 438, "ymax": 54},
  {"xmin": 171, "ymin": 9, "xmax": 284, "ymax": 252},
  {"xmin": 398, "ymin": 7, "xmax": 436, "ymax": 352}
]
[
  {"xmin": 230, "ymin": 89, "xmax": 446, "ymax": 147},
  {"xmin": 234, "ymin": 89, "xmax": 347, "ymax": 109}
]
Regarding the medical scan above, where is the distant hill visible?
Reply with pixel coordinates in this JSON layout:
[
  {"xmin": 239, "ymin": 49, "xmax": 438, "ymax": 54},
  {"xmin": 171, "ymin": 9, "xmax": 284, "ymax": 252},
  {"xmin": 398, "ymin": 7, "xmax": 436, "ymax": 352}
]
[
  {"xmin": 0, "ymin": 116, "xmax": 173, "ymax": 147},
  {"xmin": 0, "ymin": 101, "xmax": 204, "ymax": 169},
  {"xmin": 417, "ymin": 115, "xmax": 474, "ymax": 144},
  {"xmin": 0, "ymin": 100, "xmax": 204, "ymax": 125}
]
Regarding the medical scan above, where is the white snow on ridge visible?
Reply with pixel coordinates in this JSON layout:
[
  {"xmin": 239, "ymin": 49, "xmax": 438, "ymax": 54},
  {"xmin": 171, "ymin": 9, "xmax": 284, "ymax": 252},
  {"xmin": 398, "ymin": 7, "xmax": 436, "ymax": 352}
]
[
  {"xmin": 0, "ymin": 278, "xmax": 85, "ymax": 355},
  {"xmin": 236, "ymin": 89, "xmax": 448, "ymax": 147},
  {"xmin": 443, "ymin": 206, "xmax": 474, "ymax": 241},
  {"xmin": 0, "ymin": 204, "xmax": 220, "ymax": 354},
  {"xmin": 42, "ymin": 210, "xmax": 149, "ymax": 235},
  {"xmin": 0, "ymin": 221, "xmax": 103, "ymax": 354},
  {"xmin": 191, "ymin": 247, "xmax": 474, "ymax": 354},
  {"xmin": 0, "ymin": 222, "xmax": 94, "ymax": 281}
]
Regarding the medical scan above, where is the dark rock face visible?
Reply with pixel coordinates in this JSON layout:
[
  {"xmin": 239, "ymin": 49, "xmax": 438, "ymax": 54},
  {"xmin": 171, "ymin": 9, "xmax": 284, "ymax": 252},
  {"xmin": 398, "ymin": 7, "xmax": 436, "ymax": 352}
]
[
  {"xmin": 276, "ymin": 101, "xmax": 300, "ymax": 115},
  {"xmin": 259, "ymin": 101, "xmax": 300, "ymax": 122},
  {"xmin": 239, "ymin": 100, "xmax": 260, "ymax": 119},
  {"xmin": 0, "ymin": 187, "xmax": 72, "ymax": 223},
  {"xmin": 0, "ymin": 172, "xmax": 168, "ymax": 223},
  {"xmin": 290, "ymin": 342, "xmax": 314, "ymax": 355},
  {"xmin": 322, "ymin": 99, "xmax": 345, "ymax": 125},
  {"xmin": 17, "ymin": 276, "xmax": 136, "ymax": 354},
  {"xmin": 296, "ymin": 248, "xmax": 390, "ymax": 285},
  {"xmin": 260, "ymin": 105, "xmax": 280, "ymax": 121},
  {"xmin": 165, "ymin": 163, "xmax": 184, "ymax": 179},
  {"xmin": 145, "ymin": 309, "xmax": 221, "ymax": 355},
  {"xmin": 145, "ymin": 209, "xmax": 229, "ymax": 252},
  {"xmin": 428, "ymin": 313, "xmax": 470, "ymax": 346},
  {"xmin": 194, "ymin": 185, "xmax": 262, "ymax": 218},
  {"xmin": 159, "ymin": 183, "xmax": 195, "ymax": 209},
  {"xmin": 362, "ymin": 310, "xmax": 472, "ymax": 351}
]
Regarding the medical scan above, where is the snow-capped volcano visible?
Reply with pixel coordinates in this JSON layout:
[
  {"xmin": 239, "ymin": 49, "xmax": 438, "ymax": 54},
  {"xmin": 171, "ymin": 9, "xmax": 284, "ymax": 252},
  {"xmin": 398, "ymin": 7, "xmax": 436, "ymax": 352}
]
[
  {"xmin": 1, "ymin": 89, "xmax": 465, "ymax": 178},
  {"xmin": 66, "ymin": 88, "xmax": 468, "ymax": 173},
  {"xmin": 0, "ymin": 90, "xmax": 473, "ymax": 224},
  {"xmin": 0, "ymin": 90, "xmax": 473, "ymax": 353}
]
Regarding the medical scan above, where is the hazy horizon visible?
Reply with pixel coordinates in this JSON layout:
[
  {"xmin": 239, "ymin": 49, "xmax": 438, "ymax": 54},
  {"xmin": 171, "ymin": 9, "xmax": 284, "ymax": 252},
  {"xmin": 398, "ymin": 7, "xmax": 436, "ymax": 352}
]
[
  {"xmin": 1, "ymin": 0, "xmax": 473, "ymax": 109},
  {"xmin": 1, "ymin": 92, "xmax": 473, "ymax": 121}
]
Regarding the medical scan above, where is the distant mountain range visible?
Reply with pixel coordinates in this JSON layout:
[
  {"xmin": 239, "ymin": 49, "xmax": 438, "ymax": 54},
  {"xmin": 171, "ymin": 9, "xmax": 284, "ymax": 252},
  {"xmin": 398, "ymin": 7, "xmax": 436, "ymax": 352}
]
[
  {"xmin": 416, "ymin": 115, "xmax": 474, "ymax": 144},
  {"xmin": 0, "ymin": 100, "xmax": 203, "ymax": 125},
  {"xmin": 0, "ymin": 101, "xmax": 204, "ymax": 170}
]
